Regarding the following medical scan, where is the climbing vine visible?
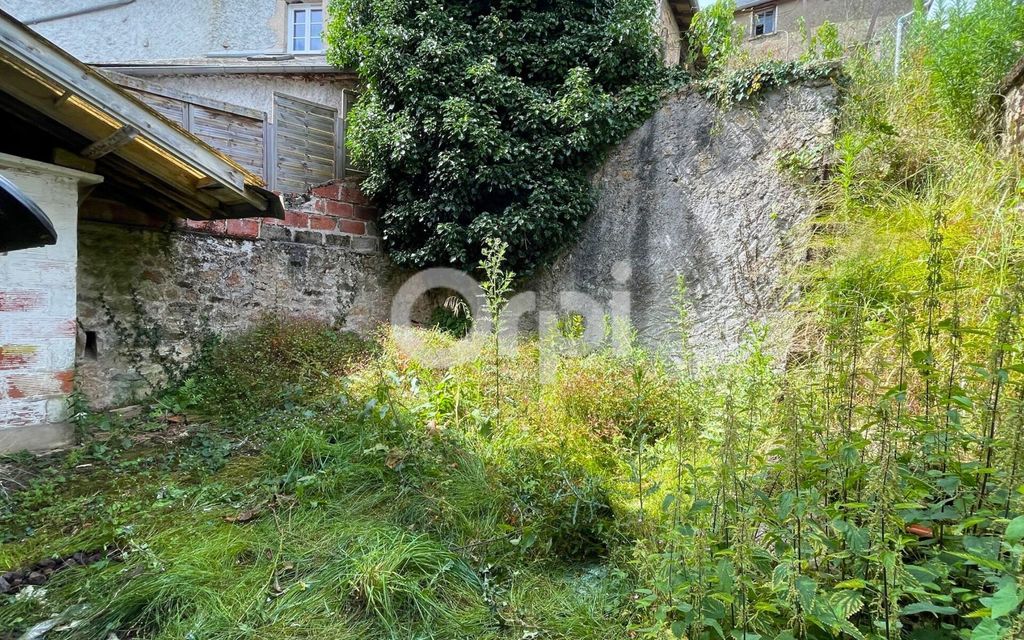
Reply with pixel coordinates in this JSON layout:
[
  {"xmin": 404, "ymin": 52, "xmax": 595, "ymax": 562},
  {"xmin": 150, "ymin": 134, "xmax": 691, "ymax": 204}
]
[{"xmin": 326, "ymin": 0, "xmax": 670, "ymax": 274}]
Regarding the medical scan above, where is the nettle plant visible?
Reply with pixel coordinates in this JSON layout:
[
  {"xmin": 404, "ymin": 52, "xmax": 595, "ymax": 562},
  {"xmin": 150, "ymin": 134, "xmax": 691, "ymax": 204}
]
[{"xmin": 326, "ymin": 0, "xmax": 668, "ymax": 274}]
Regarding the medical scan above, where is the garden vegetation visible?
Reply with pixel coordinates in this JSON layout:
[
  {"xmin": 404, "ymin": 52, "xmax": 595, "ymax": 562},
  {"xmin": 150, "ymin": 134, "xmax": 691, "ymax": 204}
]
[
  {"xmin": 325, "ymin": 0, "xmax": 671, "ymax": 274},
  {"xmin": 4, "ymin": 1, "xmax": 1024, "ymax": 639}
]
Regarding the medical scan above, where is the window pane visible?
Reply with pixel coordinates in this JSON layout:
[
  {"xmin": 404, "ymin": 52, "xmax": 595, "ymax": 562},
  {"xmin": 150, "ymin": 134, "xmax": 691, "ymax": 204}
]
[
  {"xmin": 293, "ymin": 37, "xmax": 305, "ymax": 51},
  {"xmin": 310, "ymin": 8, "xmax": 323, "ymax": 24},
  {"xmin": 311, "ymin": 22, "xmax": 323, "ymax": 39},
  {"xmin": 310, "ymin": 36, "xmax": 322, "ymax": 51},
  {"xmin": 293, "ymin": 9, "xmax": 306, "ymax": 26}
]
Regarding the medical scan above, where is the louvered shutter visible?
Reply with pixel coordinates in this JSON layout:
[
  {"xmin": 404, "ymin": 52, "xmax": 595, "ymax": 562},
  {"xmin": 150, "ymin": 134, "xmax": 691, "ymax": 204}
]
[{"xmin": 273, "ymin": 92, "xmax": 339, "ymax": 193}]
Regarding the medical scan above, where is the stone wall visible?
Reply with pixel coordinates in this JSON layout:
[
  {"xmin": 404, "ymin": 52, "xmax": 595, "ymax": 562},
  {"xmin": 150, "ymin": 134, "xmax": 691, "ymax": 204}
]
[
  {"xmin": 76, "ymin": 179, "xmax": 395, "ymax": 409},
  {"xmin": 1001, "ymin": 58, "xmax": 1024, "ymax": 152},
  {"xmin": 532, "ymin": 80, "xmax": 839, "ymax": 362},
  {"xmin": 74, "ymin": 80, "xmax": 841, "ymax": 409}
]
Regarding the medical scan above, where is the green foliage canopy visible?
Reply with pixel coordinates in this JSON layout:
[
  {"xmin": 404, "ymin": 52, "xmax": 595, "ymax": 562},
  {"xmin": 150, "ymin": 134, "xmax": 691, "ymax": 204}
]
[
  {"xmin": 326, "ymin": 0, "xmax": 669, "ymax": 274},
  {"xmin": 687, "ymin": 0, "xmax": 740, "ymax": 73}
]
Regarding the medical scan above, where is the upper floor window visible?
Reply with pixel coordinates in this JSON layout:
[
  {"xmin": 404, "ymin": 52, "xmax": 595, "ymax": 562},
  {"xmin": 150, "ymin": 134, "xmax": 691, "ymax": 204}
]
[
  {"xmin": 753, "ymin": 7, "xmax": 776, "ymax": 37},
  {"xmin": 289, "ymin": 4, "xmax": 324, "ymax": 53}
]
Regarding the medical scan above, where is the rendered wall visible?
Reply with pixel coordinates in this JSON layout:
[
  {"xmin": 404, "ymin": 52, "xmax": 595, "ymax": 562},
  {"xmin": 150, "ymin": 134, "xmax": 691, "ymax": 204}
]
[
  {"xmin": 532, "ymin": 80, "xmax": 839, "ymax": 363},
  {"xmin": 734, "ymin": 0, "xmax": 912, "ymax": 60},
  {"xmin": 0, "ymin": 0, "xmax": 298, "ymax": 63},
  {"xmin": 0, "ymin": 158, "xmax": 101, "ymax": 451}
]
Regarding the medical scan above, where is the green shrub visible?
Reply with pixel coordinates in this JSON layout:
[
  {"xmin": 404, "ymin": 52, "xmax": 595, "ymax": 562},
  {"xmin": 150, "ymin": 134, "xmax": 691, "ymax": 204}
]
[
  {"xmin": 326, "ymin": 0, "xmax": 668, "ymax": 274},
  {"xmin": 917, "ymin": 0, "xmax": 1024, "ymax": 133},
  {"xmin": 183, "ymin": 317, "xmax": 373, "ymax": 418},
  {"xmin": 549, "ymin": 352, "xmax": 677, "ymax": 442},
  {"xmin": 687, "ymin": 0, "xmax": 741, "ymax": 74}
]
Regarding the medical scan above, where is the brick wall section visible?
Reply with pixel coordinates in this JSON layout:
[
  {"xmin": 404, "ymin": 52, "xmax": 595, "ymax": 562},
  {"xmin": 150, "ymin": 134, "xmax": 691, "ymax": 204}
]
[{"xmin": 178, "ymin": 177, "xmax": 380, "ymax": 253}]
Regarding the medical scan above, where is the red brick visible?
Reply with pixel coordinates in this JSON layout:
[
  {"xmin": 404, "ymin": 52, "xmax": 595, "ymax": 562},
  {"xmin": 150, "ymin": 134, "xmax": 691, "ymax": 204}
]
[
  {"xmin": 310, "ymin": 183, "xmax": 342, "ymax": 200},
  {"xmin": 352, "ymin": 205, "xmax": 377, "ymax": 221},
  {"xmin": 339, "ymin": 220, "xmax": 366, "ymax": 235},
  {"xmin": 284, "ymin": 210, "xmax": 310, "ymax": 228},
  {"xmin": 207, "ymin": 220, "xmax": 228, "ymax": 235},
  {"xmin": 339, "ymin": 182, "xmax": 370, "ymax": 205},
  {"xmin": 226, "ymin": 219, "xmax": 260, "ymax": 239},
  {"xmin": 55, "ymin": 370, "xmax": 74, "ymax": 394},
  {"xmin": 309, "ymin": 215, "xmax": 337, "ymax": 231},
  {"xmin": 0, "ymin": 345, "xmax": 37, "ymax": 370},
  {"xmin": 316, "ymin": 199, "xmax": 353, "ymax": 218},
  {"xmin": 0, "ymin": 290, "xmax": 46, "ymax": 312},
  {"xmin": 262, "ymin": 215, "xmax": 285, "ymax": 226}
]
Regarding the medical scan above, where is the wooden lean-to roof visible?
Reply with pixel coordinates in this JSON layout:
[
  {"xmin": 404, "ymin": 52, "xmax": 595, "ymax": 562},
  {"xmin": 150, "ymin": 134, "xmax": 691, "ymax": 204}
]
[{"xmin": 0, "ymin": 9, "xmax": 284, "ymax": 220}]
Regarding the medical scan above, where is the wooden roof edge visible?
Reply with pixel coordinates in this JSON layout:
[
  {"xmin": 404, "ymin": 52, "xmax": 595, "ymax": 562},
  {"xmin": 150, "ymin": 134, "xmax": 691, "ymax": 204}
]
[{"xmin": 0, "ymin": 9, "xmax": 282, "ymax": 220}]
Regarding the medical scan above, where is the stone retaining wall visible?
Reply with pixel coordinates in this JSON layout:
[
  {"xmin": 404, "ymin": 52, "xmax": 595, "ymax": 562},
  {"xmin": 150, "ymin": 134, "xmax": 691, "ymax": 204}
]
[{"xmin": 76, "ymin": 179, "xmax": 396, "ymax": 408}]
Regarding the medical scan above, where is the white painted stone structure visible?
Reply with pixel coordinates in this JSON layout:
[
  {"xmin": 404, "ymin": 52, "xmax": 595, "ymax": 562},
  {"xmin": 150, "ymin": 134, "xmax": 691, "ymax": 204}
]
[{"xmin": 0, "ymin": 154, "xmax": 102, "ymax": 451}]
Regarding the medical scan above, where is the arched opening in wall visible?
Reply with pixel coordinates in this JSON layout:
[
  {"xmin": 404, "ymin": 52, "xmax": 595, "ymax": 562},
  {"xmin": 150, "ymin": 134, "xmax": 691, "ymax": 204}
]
[
  {"xmin": 557, "ymin": 313, "xmax": 587, "ymax": 341},
  {"xmin": 429, "ymin": 292, "xmax": 473, "ymax": 339}
]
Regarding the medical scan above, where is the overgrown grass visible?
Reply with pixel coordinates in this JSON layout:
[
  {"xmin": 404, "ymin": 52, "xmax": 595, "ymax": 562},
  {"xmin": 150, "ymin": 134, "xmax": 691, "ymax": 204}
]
[{"xmin": 5, "ymin": 3, "xmax": 1024, "ymax": 639}]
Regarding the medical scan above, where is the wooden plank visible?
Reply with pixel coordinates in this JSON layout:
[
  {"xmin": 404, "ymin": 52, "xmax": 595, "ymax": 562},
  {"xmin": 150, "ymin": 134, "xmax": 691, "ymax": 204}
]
[
  {"xmin": 341, "ymin": 88, "xmax": 359, "ymax": 177},
  {"xmin": 80, "ymin": 125, "xmax": 139, "ymax": 159},
  {"xmin": 277, "ymin": 156, "xmax": 335, "ymax": 174},
  {"xmin": 265, "ymin": 120, "xmax": 276, "ymax": 190},
  {"xmin": 274, "ymin": 92, "xmax": 338, "ymax": 119},
  {"xmin": 277, "ymin": 123, "xmax": 335, "ymax": 147},
  {"xmin": 125, "ymin": 89, "xmax": 187, "ymax": 127},
  {"xmin": 273, "ymin": 92, "xmax": 340, "ymax": 191},
  {"xmin": 106, "ymin": 70, "xmax": 266, "ymax": 120},
  {"xmin": 186, "ymin": 104, "xmax": 266, "ymax": 176},
  {"xmin": 276, "ymin": 108, "xmax": 336, "ymax": 135},
  {"xmin": 276, "ymin": 131, "xmax": 335, "ymax": 158}
]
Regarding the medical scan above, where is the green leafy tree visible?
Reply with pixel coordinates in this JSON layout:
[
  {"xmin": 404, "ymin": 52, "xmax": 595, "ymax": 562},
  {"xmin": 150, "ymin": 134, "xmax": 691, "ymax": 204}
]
[
  {"xmin": 326, "ymin": 0, "xmax": 668, "ymax": 274},
  {"xmin": 687, "ymin": 0, "xmax": 740, "ymax": 75}
]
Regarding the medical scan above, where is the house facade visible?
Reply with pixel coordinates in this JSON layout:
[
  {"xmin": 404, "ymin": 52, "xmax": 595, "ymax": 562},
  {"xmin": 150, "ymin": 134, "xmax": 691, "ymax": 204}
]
[
  {"xmin": 731, "ymin": 0, "xmax": 913, "ymax": 60},
  {"xmin": 0, "ymin": 0, "xmax": 359, "ymax": 194}
]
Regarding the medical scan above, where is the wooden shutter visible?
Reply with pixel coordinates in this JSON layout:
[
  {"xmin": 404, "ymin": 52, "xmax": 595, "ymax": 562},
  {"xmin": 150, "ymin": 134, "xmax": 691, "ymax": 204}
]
[
  {"xmin": 121, "ymin": 83, "xmax": 267, "ymax": 179},
  {"xmin": 125, "ymin": 89, "xmax": 187, "ymax": 128},
  {"xmin": 273, "ymin": 93, "xmax": 338, "ymax": 194},
  {"xmin": 189, "ymin": 105, "xmax": 265, "ymax": 177}
]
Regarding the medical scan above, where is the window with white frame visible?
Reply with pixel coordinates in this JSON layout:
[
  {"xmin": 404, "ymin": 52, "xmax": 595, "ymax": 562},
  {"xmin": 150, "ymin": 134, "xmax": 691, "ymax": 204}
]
[
  {"xmin": 288, "ymin": 4, "xmax": 324, "ymax": 53},
  {"xmin": 752, "ymin": 6, "xmax": 776, "ymax": 37}
]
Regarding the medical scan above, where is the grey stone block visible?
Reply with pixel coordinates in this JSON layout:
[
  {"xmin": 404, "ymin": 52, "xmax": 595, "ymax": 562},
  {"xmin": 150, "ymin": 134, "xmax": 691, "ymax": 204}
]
[
  {"xmin": 261, "ymin": 225, "xmax": 292, "ymax": 242},
  {"xmin": 0, "ymin": 423, "xmax": 74, "ymax": 454},
  {"xmin": 293, "ymin": 230, "xmax": 324, "ymax": 245}
]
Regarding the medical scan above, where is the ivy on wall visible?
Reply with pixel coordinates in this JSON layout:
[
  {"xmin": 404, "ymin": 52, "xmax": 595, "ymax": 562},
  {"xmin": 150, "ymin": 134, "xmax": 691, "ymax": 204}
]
[{"xmin": 326, "ymin": 0, "xmax": 669, "ymax": 274}]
